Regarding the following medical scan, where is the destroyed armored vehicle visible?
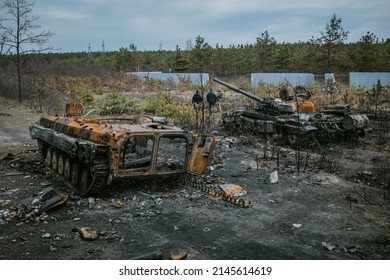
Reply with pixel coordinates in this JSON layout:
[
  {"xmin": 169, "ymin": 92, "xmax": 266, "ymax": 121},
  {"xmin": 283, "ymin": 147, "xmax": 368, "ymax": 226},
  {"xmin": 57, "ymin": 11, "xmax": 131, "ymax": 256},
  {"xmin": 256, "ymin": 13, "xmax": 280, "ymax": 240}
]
[
  {"xmin": 213, "ymin": 78, "xmax": 369, "ymax": 145},
  {"xmin": 29, "ymin": 103, "xmax": 216, "ymax": 195}
]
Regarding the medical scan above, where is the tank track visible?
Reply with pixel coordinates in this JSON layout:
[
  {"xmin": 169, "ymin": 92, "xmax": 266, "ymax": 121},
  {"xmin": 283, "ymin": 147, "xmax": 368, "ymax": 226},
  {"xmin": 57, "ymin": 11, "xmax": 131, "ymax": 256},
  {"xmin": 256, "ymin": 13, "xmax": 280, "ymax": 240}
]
[
  {"xmin": 222, "ymin": 112, "xmax": 306, "ymax": 146},
  {"xmin": 39, "ymin": 139, "xmax": 249, "ymax": 204},
  {"xmin": 222, "ymin": 111, "xmax": 285, "ymax": 143},
  {"xmin": 180, "ymin": 174, "xmax": 252, "ymax": 208},
  {"xmin": 222, "ymin": 110, "xmax": 363, "ymax": 146},
  {"xmin": 39, "ymin": 140, "xmax": 110, "ymax": 195},
  {"xmin": 90, "ymin": 150, "xmax": 110, "ymax": 194}
]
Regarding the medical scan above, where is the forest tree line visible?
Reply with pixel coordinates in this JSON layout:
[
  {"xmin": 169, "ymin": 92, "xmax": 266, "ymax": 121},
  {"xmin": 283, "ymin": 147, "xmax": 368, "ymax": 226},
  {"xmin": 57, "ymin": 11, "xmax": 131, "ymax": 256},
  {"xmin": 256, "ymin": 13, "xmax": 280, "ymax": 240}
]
[
  {"xmin": 1, "ymin": 4, "xmax": 389, "ymax": 104},
  {"xmin": 1, "ymin": 30, "xmax": 389, "ymax": 78}
]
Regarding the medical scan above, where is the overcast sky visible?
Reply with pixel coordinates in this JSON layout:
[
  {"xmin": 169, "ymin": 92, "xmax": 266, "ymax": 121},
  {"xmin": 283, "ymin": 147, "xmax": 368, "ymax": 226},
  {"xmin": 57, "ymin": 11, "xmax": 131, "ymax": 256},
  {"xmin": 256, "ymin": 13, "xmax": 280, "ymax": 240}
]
[{"xmin": 25, "ymin": 0, "xmax": 390, "ymax": 52}]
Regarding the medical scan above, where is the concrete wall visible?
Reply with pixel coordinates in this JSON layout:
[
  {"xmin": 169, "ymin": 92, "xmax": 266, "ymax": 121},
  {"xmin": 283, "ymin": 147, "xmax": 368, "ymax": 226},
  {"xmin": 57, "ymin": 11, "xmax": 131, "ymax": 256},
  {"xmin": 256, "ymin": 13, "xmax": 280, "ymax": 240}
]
[
  {"xmin": 349, "ymin": 72, "xmax": 390, "ymax": 88},
  {"xmin": 251, "ymin": 73, "xmax": 315, "ymax": 88},
  {"xmin": 127, "ymin": 72, "xmax": 209, "ymax": 85}
]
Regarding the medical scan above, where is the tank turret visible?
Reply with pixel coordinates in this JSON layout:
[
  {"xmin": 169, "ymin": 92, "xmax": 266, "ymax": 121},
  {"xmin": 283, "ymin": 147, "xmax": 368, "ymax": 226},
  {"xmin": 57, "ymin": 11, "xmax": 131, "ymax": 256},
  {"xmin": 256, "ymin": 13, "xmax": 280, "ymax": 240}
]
[{"xmin": 213, "ymin": 78, "xmax": 263, "ymax": 103}]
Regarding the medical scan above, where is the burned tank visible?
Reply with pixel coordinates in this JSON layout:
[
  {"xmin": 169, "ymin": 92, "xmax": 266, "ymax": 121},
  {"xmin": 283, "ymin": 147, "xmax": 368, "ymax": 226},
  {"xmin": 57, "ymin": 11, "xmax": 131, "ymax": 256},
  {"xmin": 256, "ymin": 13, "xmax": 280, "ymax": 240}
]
[
  {"xmin": 213, "ymin": 78, "xmax": 369, "ymax": 145},
  {"xmin": 29, "ymin": 103, "xmax": 216, "ymax": 195}
]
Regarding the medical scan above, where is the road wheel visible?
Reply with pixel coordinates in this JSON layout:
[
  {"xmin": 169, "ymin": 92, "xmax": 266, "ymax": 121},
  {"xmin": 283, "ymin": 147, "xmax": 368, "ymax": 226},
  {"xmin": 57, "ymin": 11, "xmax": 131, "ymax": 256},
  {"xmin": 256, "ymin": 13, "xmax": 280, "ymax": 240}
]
[
  {"xmin": 64, "ymin": 158, "xmax": 71, "ymax": 180},
  {"xmin": 45, "ymin": 148, "xmax": 52, "ymax": 167},
  {"xmin": 52, "ymin": 151, "xmax": 58, "ymax": 170},
  {"xmin": 70, "ymin": 163, "xmax": 79, "ymax": 186},
  {"xmin": 78, "ymin": 168, "xmax": 91, "ymax": 195},
  {"xmin": 57, "ymin": 154, "xmax": 64, "ymax": 175}
]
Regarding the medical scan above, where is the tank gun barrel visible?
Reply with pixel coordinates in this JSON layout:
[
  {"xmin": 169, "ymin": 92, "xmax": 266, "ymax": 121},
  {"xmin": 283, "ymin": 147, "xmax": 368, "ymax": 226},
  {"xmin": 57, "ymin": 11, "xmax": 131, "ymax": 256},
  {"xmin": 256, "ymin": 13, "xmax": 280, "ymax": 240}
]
[{"xmin": 213, "ymin": 77, "xmax": 262, "ymax": 103}]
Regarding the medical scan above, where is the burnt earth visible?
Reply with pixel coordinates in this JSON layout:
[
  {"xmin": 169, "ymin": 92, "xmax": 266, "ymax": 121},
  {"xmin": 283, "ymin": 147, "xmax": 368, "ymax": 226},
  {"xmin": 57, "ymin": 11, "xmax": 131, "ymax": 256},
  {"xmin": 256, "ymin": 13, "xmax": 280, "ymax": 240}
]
[{"xmin": 0, "ymin": 99, "xmax": 389, "ymax": 260}]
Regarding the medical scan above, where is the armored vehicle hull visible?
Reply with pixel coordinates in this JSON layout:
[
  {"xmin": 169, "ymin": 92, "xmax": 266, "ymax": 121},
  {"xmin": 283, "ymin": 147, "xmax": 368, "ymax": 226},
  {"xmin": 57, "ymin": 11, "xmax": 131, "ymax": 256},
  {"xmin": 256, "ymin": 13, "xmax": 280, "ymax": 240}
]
[{"xmin": 29, "ymin": 103, "xmax": 216, "ymax": 195}]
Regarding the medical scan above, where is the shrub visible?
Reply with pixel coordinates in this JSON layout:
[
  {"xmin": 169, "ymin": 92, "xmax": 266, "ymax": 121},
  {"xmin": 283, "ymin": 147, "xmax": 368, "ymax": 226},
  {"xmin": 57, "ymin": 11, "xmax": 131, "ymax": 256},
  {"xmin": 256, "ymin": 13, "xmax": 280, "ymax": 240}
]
[
  {"xmin": 143, "ymin": 92, "xmax": 173, "ymax": 116},
  {"xmin": 96, "ymin": 89, "xmax": 138, "ymax": 114},
  {"xmin": 142, "ymin": 92, "xmax": 196, "ymax": 128}
]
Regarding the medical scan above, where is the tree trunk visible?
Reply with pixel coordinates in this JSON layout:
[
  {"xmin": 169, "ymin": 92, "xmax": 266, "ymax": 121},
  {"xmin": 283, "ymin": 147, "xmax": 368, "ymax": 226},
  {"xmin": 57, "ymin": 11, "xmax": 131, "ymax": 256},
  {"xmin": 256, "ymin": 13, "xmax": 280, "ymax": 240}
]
[
  {"xmin": 17, "ymin": 54, "xmax": 22, "ymax": 104},
  {"xmin": 16, "ymin": 0, "xmax": 22, "ymax": 104}
]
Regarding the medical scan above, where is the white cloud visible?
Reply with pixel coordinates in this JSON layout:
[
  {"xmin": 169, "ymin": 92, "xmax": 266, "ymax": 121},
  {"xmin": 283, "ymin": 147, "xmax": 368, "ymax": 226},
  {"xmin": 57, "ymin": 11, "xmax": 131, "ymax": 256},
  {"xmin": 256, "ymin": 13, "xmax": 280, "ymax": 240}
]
[
  {"xmin": 29, "ymin": 0, "xmax": 390, "ymax": 52},
  {"xmin": 40, "ymin": 9, "xmax": 90, "ymax": 20}
]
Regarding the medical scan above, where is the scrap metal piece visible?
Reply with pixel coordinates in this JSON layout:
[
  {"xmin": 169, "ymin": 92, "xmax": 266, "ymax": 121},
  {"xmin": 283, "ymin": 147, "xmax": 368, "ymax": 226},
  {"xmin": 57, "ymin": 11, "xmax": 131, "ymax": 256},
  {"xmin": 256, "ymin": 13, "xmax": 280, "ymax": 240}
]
[
  {"xmin": 180, "ymin": 175, "xmax": 252, "ymax": 208},
  {"xmin": 19, "ymin": 187, "xmax": 68, "ymax": 214},
  {"xmin": 219, "ymin": 183, "xmax": 247, "ymax": 197}
]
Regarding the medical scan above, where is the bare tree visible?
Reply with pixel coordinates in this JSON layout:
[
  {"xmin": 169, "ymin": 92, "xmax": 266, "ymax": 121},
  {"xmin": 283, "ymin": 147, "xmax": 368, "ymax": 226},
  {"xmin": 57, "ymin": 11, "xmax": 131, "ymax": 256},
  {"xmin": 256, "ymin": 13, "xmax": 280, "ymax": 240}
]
[
  {"xmin": 0, "ymin": 22, "xmax": 5, "ymax": 54},
  {"xmin": 0, "ymin": 0, "xmax": 53, "ymax": 103}
]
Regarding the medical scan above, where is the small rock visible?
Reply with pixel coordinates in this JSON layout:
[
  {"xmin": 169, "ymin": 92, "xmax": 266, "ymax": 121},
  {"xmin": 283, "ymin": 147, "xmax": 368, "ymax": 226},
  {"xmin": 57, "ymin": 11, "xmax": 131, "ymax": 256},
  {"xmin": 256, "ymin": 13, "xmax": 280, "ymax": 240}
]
[
  {"xmin": 112, "ymin": 199, "xmax": 123, "ymax": 208},
  {"xmin": 42, "ymin": 233, "xmax": 51, "ymax": 239},
  {"xmin": 270, "ymin": 170, "xmax": 278, "ymax": 184},
  {"xmin": 49, "ymin": 244, "xmax": 58, "ymax": 252},
  {"xmin": 40, "ymin": 181, "xmax": 51, "ymax": 188},
  {"xmin": 53, "ymin": 235, "xmax": 62, "ymax": 241},
  {"xmin": 88, "ymin": 197, "xmax": 95, "ymax": 210},
  {"xmin": 80, "ymin": 227, "xmax": 98, "ymax": 241},
  {"xmin": 322, "ymin": 242, "xmax": 336, "ymax": 251},
  {"xmin": 258, "ymin": 160, "xmax": 267, "ymax": 169},
  {"xmin": 344, "ymin": 246, "xmax": 358, "ymax": 253},
  {"xmin": 313, "ymin": 179, "xmax": 322, "ymax": 185},
  {"xmin": 110, "ymin": 218, "xmax": 121, "ymax": 224}
]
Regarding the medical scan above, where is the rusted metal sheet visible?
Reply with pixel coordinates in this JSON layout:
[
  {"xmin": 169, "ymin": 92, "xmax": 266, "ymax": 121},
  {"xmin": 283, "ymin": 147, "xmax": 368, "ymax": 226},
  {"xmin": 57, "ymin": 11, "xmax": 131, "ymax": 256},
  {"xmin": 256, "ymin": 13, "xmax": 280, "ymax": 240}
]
[
  {"xmin": 19, "ymin": 187, "xmax": 68, "ymax": 215},
  {"xmin": 187, "ymin": 134, "xmax": 216, "ymax": 175}
]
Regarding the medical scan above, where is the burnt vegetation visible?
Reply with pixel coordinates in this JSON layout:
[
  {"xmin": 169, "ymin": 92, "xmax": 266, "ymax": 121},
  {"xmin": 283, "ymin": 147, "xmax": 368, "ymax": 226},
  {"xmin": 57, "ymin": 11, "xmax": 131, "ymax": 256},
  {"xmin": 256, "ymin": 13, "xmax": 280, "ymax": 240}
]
[
  {"xmin": 0, "ymin": 3, "xmax": 389, "ymax": 212},
  {"xmin": 1, "ymin": 12, "xmax": 389, "ymax": 200},
  {"xmin": 0, "ymin": 7, "xmax": 390, "ymax": 261}
]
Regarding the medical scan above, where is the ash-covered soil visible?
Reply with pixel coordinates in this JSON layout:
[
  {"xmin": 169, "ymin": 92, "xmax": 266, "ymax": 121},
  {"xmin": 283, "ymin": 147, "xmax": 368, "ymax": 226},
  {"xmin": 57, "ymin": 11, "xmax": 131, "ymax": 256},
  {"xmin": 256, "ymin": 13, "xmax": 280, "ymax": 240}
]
[{"xmin": 0, "ymin": 98, "xmax": 389, "ymax": 260}]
